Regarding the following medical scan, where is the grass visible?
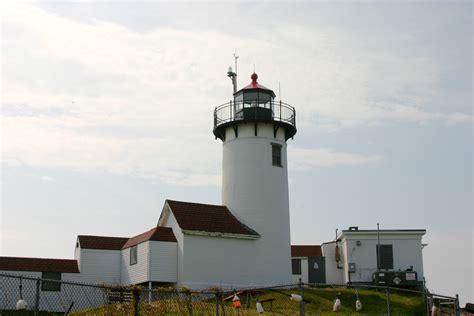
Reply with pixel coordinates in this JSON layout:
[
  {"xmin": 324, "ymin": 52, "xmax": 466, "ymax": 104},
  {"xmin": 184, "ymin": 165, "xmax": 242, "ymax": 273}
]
[{"xmin": 70, "ymin": 287, "xmax": 426, "ymax": 315}]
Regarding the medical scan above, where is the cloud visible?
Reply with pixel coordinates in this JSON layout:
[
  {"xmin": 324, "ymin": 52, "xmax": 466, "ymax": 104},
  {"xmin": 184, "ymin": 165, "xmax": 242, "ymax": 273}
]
[
  {"xmin": 289, "ymin": 147, "xmax": 382, "ymax": 170},
  {"xmin": 0, "ymin": 3, "xmax": 471, "ymax": 184},
  {"xmin": 1, "ymin": 116, "xmax": 221, "ymax": 186}
]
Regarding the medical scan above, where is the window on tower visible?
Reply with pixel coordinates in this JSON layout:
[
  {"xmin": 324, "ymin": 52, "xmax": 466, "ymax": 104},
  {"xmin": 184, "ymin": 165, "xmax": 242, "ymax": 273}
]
[{"xmin": 272, "ymin": 143, "xmax": 282, "ymax": 167}]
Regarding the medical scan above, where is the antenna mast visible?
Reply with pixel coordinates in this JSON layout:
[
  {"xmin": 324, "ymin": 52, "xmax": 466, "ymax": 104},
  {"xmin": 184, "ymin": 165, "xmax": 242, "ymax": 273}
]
[
  {"xmin": 227, "ymin": 51, "xmax": 239, "ymax": 94},
  {"xmin": 234, "ymin": 50, "xmax": 239, "ymax": 77}
]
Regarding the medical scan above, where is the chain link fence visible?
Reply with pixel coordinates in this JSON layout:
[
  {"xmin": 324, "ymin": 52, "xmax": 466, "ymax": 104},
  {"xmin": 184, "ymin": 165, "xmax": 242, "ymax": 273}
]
[{"xmin": 0, "ymin": 273, "xmax": 461, "ymax": 315}]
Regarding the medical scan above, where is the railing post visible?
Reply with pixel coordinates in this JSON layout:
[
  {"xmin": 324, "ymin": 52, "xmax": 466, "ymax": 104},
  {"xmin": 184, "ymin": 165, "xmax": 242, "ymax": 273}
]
[
  {"xmin": 279, "ymin": 100, "xmax": 282, "ymax": 121},
  {"xmin": 34, "ymin": 278, "xmax": 40, "ymax": 316},
  {"xmin": 214, "ymin": 108, "xmax": 217, "ymax": 127}
]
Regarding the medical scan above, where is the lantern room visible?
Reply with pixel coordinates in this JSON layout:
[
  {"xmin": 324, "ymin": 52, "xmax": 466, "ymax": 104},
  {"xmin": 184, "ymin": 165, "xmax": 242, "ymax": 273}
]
[
  {"xmin": 213, "ymin": 73, "xmax": 297, "ymax": 141},
  {"xmin": 234, "ymin": 73, "xmax": 275, "ymax": 107}
]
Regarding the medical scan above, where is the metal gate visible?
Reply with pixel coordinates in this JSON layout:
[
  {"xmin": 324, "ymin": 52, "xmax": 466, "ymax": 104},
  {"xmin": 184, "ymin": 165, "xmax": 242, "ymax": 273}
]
[{"xmin": 308, "ymin": 256, "xmax": 326, "ymax": 284}]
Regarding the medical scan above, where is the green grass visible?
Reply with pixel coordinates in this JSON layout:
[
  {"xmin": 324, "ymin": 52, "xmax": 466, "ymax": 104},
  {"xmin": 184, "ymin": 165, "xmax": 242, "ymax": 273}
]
[{"xmin": 71, "ymin": 287, "xmax": 426, "ymax": 315}]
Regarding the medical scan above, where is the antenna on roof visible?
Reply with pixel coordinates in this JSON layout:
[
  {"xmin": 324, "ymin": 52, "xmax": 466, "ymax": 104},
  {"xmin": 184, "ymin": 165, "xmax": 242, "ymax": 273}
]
[
  {"xmin": 227, "ymin": 51, "xmax": 238, "ymax": 94},
  {"xmin": 279, "ymin": 82, "xmax": 281, "ymax": 100}
]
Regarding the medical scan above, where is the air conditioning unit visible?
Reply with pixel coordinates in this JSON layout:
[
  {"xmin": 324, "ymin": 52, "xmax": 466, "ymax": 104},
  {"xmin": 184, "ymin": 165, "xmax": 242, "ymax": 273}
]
[{"xmin": 372, "ymin": 271, "xmax": 418, "ymax": 288}]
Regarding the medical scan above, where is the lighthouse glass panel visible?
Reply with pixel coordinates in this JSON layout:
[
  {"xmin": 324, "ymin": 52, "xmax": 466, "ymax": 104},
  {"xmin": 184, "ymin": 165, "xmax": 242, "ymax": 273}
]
[
  {"xmin": 243, "ymin": 92, "xmax": 258, "ymax": 108},
  {"xmin": 234, "ymin": 93, "xmax": 243, "ymax": 112}
]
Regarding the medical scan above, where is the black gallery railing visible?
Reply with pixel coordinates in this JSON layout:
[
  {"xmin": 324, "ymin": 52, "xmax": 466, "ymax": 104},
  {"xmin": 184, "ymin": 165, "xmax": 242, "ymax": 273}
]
[{"xmin": 214, "ymin": 100, "xmax": 296, "ymax": 130}]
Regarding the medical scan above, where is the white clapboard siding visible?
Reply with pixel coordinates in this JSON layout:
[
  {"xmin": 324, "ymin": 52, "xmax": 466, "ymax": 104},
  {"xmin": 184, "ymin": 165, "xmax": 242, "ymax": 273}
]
[
  {"xmin": 74, "ymin": 246, "xmax": 81, "ymax": 267},
  {"xmin": 121, "ymin": 242, "xmax": 149, "ymax": 285},
  {"xmin": 79, "ymin": 248, "xmax": 122, "ymax": 285},
  {"xmin": 180, "ymin": 234, "xmax": 259, "ymax": 289},
  {"xmin": 149, "ymin": 241, "xmax": 177, "ymax": 283},
  {"xmin": 158, "ymin": 205, "xmax": 185, "ymax": 285}
]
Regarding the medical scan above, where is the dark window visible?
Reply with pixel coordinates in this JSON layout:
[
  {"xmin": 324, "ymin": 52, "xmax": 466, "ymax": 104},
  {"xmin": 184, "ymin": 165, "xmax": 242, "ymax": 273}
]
[
  {"xmin": 292, "ymin": 259, "xmax": 302, "ymax": 275},
  {"xmin": 41, "ymin": 272, "xmax": 61, "ymax": 291},
  {"xmin": 376, "ymin": 244, "xmax": 394, "ymax": 270},
  {"xmin": 130, "ymin": 245, "xmax": 138, "ymax": 265},
  {"xmin": 272, "ymin": 144, "xmax": 282, "ymax": 166}
]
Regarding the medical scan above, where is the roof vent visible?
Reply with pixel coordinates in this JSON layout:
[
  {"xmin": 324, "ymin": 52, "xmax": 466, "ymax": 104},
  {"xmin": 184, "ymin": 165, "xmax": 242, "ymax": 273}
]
[{"xmin": 349, "ymin": 226, "xmax": 359, "ymax": 231}]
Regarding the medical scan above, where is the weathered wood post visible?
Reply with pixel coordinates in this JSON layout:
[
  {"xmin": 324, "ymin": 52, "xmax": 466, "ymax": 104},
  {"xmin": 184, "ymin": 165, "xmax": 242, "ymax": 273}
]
[
  {"xmin": 133, "ymin": 287, "xmax": 140, "ymax": 316},
  {"xmin": 455, "ymin": 294, "xmax": 460, "ymax": 316},
  {"xmin": 215, "ymin": 292, "xmax": 220, "ymax": 316},
  {"xmin": 299, "ymin": 277, "xmax": 304, "ymax": 316}
]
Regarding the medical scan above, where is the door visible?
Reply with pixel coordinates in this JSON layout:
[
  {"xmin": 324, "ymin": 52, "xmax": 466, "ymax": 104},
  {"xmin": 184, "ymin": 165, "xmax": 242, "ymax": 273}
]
[{"xmin": 308, "ymin": 257, "xmax": 326, "ymax": 284}]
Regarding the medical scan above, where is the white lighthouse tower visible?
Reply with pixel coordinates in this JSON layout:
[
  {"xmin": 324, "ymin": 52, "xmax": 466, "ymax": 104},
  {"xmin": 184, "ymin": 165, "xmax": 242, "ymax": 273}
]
[{"xmin": 213, "ymin": 72, "xmax": 297, "ymax": 285}]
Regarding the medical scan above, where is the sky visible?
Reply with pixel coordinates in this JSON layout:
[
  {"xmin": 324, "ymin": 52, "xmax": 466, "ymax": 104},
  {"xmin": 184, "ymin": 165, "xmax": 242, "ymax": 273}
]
[{"xmin": 1, "ymin": 1, "xmax": 472, "ymax": 304}]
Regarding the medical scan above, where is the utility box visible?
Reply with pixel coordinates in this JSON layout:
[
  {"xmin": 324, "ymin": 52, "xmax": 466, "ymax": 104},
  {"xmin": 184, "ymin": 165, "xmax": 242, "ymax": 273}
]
[
  {"xmin": 348, "ymin": 262, "xmax": 356, "ymax": 273},
  {"xmin": 372, "ymin": 271, "xmax": 418, "ymax": 288}
]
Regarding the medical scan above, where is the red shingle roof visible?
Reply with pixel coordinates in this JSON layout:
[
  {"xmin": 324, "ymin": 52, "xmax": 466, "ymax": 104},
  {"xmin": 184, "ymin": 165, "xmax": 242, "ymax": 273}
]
[
  {"xmin": 166, "ymin": 200, "xmax": 259, "ymax": 236},
  {"xmin": 0, "ymin": 257, "xmax": 80, "ymax": 273},
  {"xmin": 78, "ymin": 235, "xmax": 128, "ymax": 250},
  {"xmin": 122, "ymin": 226, "xmax": 177, "ymax": 249},
  {"xmin": 291, "ymin": 245, "xmax": 322, "ymax": 257}
]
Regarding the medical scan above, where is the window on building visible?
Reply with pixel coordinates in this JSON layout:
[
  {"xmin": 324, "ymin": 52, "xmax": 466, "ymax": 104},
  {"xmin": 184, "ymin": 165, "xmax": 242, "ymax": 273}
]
[
  {"xmin": 292, "ymin": 259, "xmax": 302, "ymax": 275},
  {"xmin": 272, "ymin": 144, "xmax": 282, "ymax": 167},
  {"xmin": 376, "ymin": 244, "xmax": 394, "ymax": 270},
  {"xmin": 41, "ymin": 272, "xmax": 61, "ymax": 291},
  {"xmin": 130, "ymin": 245, "xmax": 138, "ymax": 265}
]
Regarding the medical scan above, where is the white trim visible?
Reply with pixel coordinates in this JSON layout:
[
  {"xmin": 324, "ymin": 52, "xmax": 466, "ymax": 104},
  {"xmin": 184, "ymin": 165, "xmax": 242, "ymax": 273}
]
[{"xmin": 181, "ymin": 229, "xmax": 259, "ymax": 240}]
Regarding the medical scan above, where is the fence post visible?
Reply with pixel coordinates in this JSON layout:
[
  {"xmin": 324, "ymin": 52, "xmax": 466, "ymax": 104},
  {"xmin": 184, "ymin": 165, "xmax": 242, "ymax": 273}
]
[
  {"xmin": 34, "ymin": 279, "xmax": 40, "ymax": 316},
  {"xmin": 215, "ymin": 292, "xmax": 219, "ymax": 316},
  {"xmin": 385, "ymin": 287, "xmax": 391, "ymax": 316},
  {"xmin": 299, "ymin": 277, "xmax": 304, "ymax": 316},
  {"xmin": 133, "ymin": 288, "xmax": 140, "ymax": 316},
  {"xmin": 148, "ymin": 281, "xmax": 152, "ymax": 304},
  {"xmin": 455, "ymin": 294, "xmax": 460, "ymax": 316}
]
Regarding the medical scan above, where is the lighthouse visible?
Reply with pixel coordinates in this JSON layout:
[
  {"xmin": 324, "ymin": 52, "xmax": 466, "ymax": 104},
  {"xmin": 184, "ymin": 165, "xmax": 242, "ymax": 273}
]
[{"xmin": 214, "ymin": 72, "xmax": 297, "ymax": 285}]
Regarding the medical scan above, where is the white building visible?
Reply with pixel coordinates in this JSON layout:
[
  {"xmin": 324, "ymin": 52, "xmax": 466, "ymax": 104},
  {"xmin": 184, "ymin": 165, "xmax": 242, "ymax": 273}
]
[{"xmin": 290, "ymin": 228, "xmax": 426, "ymax": 289}]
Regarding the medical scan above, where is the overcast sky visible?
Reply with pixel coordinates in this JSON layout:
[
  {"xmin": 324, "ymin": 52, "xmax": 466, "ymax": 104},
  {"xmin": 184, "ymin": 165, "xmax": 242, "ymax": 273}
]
[{"xmin": 1, "ymin": 1, "xmax": 472, "ymax": 304}]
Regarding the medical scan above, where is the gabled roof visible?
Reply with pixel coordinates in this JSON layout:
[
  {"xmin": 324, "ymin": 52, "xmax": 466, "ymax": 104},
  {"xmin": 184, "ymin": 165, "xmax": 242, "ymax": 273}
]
[
  {"xmin": 122, "ymin": 226, "xmax": 177, "ymax": 249},
  {"xmin": 166, "ymin": 200, "xmax": 259, "ymax": 237},
  {"xmin": 0, "ymin": 256, "xmax": 80, "ymax": 273},
  {"xmin": 77, "ymin": 235, "xmax": 129, "ymax": 250},
  {"xmin": 291, "ymin": 245, "xmax": 322, "ymax": 257}
]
